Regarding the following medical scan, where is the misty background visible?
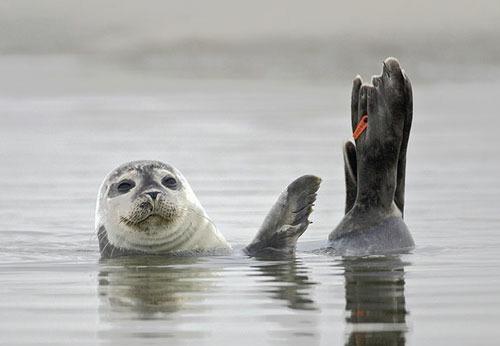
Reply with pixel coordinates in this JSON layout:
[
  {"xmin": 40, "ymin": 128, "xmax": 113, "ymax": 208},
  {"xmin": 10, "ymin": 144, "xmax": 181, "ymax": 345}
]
[{"xmin": 1, "ymin": 0, "xmax": 499, "ymax": 93}]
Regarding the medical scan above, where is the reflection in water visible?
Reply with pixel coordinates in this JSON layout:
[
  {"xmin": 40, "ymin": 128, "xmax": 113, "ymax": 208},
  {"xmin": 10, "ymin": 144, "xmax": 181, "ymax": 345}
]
[
  {"xmin": 98, "ymin": 256, "xmax": 215, "ymax": 318},
  {"xmin": 97, "ymin": 255, "xmax": 321, "ymax": 343},
  {"xmin": 252, "ymin": 258, "xmax": 317, "ymax": 310},
  {"xmin": 251, "ymin": 257, "xmax": 318, "ymax": 311},
  {"xmin": 97, "ymin": 255, "xmax": 219, "ymax": 343},
  {"xmin": 96, "ymin": 254, "xmax": 406, "ymax": 344},
  {"xmin": 251, "ymin": 257, "xmax": 321, "ymax": 345},
  {"xmin": 342, "ymin": 256, "xmax": 408, "ymax": 346}
]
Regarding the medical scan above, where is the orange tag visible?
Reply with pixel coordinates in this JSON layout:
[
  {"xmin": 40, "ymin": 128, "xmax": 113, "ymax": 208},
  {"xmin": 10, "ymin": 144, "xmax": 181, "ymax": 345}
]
[{"xmin": 353, "ymin": 115, "xmax": 368, "ymax": 140}]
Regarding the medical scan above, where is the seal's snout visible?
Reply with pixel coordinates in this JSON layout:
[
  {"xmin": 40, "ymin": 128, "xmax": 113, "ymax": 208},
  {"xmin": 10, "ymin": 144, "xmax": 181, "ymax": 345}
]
[
  {"xmin": 146, "ymin": 191, "xmax": 161, "ymax": 200},
  {"xmin": 127, "ymin": 192, "xmax": 179, "ymax": 225}
]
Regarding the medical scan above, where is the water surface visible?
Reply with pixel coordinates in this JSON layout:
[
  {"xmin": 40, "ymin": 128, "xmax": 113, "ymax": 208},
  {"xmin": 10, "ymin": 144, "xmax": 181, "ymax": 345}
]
[{"xmin": 0, "ymin": 60, "xmax": 499, "ymax": 345}]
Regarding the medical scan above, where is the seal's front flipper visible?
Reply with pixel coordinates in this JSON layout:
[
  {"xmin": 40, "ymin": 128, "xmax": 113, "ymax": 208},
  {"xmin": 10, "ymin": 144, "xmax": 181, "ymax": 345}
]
[{"xmin": 244, "ymin": 175, "xmax": 321, "ymax": 257}]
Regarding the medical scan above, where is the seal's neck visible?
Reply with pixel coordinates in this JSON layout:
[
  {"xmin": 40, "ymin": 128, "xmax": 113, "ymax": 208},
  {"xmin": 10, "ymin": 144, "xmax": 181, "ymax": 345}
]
[{"xmin": 98, "ymin": 215, "xmax": 231, "ymax": 258}]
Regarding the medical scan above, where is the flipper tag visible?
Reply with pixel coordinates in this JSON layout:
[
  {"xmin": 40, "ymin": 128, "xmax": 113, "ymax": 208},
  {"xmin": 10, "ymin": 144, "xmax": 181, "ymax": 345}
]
[{"xmin": 353, "ymin": 115, "xmax": 368, "ymax": 140}]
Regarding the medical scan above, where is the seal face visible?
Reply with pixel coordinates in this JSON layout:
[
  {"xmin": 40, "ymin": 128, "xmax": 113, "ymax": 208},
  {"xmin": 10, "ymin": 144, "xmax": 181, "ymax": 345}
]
[{"xmin": 96, "ymin": 160, "xmax": 231, "ymax": 257}]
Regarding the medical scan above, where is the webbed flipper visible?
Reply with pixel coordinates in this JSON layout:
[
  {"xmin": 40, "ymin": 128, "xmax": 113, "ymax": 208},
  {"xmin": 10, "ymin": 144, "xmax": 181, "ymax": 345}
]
[
  {"xmin": 243, "ymin": 175, "xmax": 321, "ymax": 256},
  {"xmin": 329, "ymin": 58, "xmax": 415, "ymax": 255}
]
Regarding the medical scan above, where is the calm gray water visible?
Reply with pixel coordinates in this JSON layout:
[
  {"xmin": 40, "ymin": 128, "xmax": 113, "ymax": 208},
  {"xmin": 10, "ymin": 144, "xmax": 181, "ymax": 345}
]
[{"xmin": 0, "ymin": 58, "xmax": 499, "ymax": 345}]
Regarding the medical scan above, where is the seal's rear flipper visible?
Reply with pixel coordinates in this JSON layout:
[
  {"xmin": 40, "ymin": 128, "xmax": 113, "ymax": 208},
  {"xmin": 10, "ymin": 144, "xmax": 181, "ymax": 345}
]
[
  {"xmin": 243, "ymin": 175, "xmax": 321, "ymax": 257},
  {"xmin": 329, "ymin": 58, "xmax": 415, "ymax": 254},
  {"xmin": 343, "ymin": 140, "xmax": 357, "ymax": 214},
  {"xmin": 394, "ymin": 70, "xmax": 413, "ymax": 217}
]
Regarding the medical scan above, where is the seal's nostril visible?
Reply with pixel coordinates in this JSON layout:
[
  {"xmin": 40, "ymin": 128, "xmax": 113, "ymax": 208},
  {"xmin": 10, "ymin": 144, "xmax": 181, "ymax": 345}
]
[{"xmin": 147, "ymin": 191, "xmax": 160, "ymax": 200}]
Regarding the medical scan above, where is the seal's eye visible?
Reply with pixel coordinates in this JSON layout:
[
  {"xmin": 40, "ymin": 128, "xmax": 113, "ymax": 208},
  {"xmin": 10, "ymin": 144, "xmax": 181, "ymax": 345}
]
[
  {"xmin": 162, "ymin": 176, "xmax": 178, "ymax": 189},
  {"xmin": 117, "ymin": 180, "xmax": 135, "ymax": 193}
]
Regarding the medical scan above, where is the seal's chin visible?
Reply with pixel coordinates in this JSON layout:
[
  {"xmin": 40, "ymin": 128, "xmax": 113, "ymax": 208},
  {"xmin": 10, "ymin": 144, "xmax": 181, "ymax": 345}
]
[
  {"xmin": 140, "ymin": 214, "xmax": 175, "ymax": 227},
  {"xmin": 106, "ymin": 207, "xmax": 192, "ymax": 252}
]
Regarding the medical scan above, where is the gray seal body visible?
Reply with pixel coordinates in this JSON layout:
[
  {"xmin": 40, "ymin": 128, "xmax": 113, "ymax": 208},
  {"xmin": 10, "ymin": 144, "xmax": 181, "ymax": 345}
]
[
  {"xmin": 329, "ymin": 57, "xmax": 415, "ymax": 256},
  {"xmin": 96, "ymin": 160, "xmax": 321, "ymax": 259}
]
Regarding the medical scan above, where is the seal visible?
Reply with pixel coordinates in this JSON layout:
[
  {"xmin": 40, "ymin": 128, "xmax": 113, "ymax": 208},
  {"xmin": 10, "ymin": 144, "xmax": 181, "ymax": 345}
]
[
  {"xmin": 328, "ymin": 57, "xmax": 415, "ymax": 255},
  {"xmin": 96, "ymin": 160, "xmax": 321, "ymax": 259}
]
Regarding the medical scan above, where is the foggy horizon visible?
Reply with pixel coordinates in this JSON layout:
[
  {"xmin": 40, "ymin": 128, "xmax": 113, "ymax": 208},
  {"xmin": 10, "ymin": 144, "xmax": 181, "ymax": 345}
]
[{"xmin": 1, "ymin": 0, "xmax": 499, "ymax": 54}]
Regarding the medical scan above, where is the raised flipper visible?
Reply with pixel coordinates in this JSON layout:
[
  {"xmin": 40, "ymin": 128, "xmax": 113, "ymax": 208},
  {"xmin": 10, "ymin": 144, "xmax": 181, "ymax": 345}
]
[
  {"xmin": 244, "ymin": 175, "xmax": 321, "ymax": 256},
  {"xmin": 329, "ymin": 58, "xmax": 415, "ymax": 255},
  {"xmin": 342, "ymin": 65, "xmax": 413, "ymax": 218}
]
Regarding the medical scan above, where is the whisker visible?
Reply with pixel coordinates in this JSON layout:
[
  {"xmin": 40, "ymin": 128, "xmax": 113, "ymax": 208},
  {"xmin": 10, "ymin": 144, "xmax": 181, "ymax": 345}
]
[
  {"xmin": 110, "ymin": 242, "xmax": 116, "ymax": 258},
  {"xmin": 101, "ymin": 239, "xmax": 111, "ymax": 255},
  {"xmin": 178, "ymin": 207, "xmax": 218, "ymax": 229}
]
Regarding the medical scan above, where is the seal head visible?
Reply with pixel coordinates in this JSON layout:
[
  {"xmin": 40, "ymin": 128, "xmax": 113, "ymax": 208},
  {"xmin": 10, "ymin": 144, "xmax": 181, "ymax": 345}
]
[{"xmin": 96, "ymin": 160, "xmax": 231, "ymax": 258}]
